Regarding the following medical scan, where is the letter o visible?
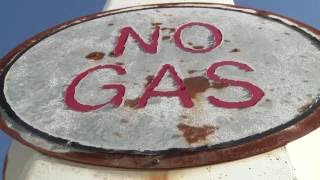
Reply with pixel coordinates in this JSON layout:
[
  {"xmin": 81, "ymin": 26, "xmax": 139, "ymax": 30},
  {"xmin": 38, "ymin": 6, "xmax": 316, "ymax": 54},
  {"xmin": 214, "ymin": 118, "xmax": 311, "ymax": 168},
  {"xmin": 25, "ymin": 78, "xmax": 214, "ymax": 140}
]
[{"xmin": 174, "ymin": 22, "xmax": 223, "ymax": 53}]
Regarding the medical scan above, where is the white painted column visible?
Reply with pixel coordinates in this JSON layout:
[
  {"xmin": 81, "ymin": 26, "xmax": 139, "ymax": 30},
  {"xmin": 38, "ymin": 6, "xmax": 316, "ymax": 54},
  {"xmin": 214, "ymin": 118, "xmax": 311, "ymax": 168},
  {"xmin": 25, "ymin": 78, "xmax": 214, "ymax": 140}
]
[
  {"xmin": 286, "ymin": 129, "xmax": 320, "ymax": 180},
  {"xmin": 104, "ymin": 0, "xmax": 234, "ymax": 11}
]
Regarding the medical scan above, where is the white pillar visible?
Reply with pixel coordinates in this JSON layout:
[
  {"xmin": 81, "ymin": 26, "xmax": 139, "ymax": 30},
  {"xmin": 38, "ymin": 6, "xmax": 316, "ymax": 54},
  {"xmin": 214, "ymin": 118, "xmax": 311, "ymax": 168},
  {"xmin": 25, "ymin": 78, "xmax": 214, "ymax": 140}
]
[{"xmin": 104, "ymin": 0, "xmax": 235, "ymax": 11}]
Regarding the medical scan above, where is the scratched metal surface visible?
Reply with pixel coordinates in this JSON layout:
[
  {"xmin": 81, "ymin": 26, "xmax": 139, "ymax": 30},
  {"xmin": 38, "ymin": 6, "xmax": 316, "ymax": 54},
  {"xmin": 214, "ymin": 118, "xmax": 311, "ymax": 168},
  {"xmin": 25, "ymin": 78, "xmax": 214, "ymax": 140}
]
[{"xmin": 1, "ymin": 6, "xmax": 320, "ymax": 153}]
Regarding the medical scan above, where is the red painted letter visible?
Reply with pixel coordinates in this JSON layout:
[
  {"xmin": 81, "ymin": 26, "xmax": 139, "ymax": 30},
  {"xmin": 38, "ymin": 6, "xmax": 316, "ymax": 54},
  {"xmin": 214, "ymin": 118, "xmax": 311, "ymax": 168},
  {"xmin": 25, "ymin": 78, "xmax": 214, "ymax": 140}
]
[
  {"xmin": 137, "ymin": 64, "xmax": 194, "ymax": 108},
  {"xmin": 112, "ymin": 26, "xmax": 160, "ymax": 57},
  {"xmin": 174, "ymin": 22, "xmax": 222, "ymax": 53},
  {"xmin": 65, "ymin": 65, "xmax": 126, "ymax": 112},
  {"xmin": 206, "ymin": 61, "xmax": 264, "ymax": 108}
]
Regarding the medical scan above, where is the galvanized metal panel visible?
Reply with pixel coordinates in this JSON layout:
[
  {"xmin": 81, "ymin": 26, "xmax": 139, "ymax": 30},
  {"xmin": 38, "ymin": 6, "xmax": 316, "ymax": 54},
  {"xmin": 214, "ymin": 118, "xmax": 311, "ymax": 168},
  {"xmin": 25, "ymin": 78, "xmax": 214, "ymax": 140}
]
[{"xmin": 0, "ymin": 3, "xmax": 319, "ymax": 168}]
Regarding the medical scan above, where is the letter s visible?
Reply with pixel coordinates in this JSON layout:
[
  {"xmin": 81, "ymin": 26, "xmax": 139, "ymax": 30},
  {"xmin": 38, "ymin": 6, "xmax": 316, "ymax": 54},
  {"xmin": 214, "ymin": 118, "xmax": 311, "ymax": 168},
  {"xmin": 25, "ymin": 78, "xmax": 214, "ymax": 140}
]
[{"xmin": 206, "ymin": 61, "xmax": 264, "ymax": 109}]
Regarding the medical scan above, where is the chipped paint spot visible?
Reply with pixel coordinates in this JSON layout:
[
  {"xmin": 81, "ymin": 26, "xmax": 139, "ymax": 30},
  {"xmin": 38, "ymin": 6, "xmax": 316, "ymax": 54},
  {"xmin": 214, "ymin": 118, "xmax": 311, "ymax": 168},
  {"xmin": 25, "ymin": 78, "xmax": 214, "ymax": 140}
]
[
  {"xmin": 108, "ymin": 51, "xmax": 115, "ymax": 57},
  {"xmin": 124, "ymin": 98, "xmax": 140, "ymax": 108},
  {"xmin": 169, "ymin": 28, "xmax": 175, "ymax": 33},
  {"xmin": 115, "ymin": 62, "xmax": 124, "ymax": 65},
  {"xmin": 151, "ymin": 22, "xmax": 162, "ymax": 26},
  {"xmin": 193, "ymin": 45, "xmax": 205, "ymax": 49},
  {"xmin": 162, "ymin": 36, "xmax": 170, "ymax": 40},
  {"xmin": 145, "ymin": 75, "xmax": 154, "ymax": 87},
  {"xmin": 230, "ymin": 48, "xmax": 240, "ymax": 53},
  {"xmin": 177, "ymin": 123, "xmax": 216, "ymax": 144},
  {"xmin": 187, "ymin": 70, "xmax": 197, "ymax": 74}
]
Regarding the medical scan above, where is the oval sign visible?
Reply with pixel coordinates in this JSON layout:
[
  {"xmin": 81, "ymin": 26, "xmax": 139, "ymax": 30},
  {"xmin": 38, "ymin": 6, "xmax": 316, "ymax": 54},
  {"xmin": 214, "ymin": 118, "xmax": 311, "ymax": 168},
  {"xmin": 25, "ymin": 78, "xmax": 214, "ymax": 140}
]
[{"xmin": 0, "ymin": 3, "xmax": 320, "ymax": 169}]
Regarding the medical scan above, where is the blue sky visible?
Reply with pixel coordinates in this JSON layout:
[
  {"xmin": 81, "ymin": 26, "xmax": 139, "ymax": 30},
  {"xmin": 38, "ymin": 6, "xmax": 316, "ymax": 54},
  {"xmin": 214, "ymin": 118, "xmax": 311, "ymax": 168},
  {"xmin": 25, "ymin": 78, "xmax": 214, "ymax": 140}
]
[{"xmin": 0, "ymin": 0, "xmax": 319, "ymax": 178}]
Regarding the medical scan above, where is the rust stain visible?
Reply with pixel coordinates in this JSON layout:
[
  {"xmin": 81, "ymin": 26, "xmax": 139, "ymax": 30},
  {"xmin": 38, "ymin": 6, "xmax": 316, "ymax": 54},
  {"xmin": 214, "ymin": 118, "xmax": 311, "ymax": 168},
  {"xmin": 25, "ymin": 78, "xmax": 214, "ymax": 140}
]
[
  {"xmin": 151, "ymin": 22, "xmax": 162, "ymax": 26},
  {"xmin": 85, "ymin": 52, "xmax": 105, "ymax": 60},
  {"xmin": 115, "ymin": 62, "xmax": 124, "ymax": 65},
  {"xmin": 255, "ymin": 10, "xmax": 271, "ymax": 17},
  {"xmin": 124, "ymin": 98, "xmax": 140, "ymax": 108},
  {"xmin": 187, "ymin": 70, "xmax": 197, "ymax": 74},
  {"xmin": 160, "ymin": 27, "xmax": 175, "ymax": 33},
  {"xmin": 298, "ymin": 103, "xmax": 312, "ymax": 113},
  {"xmin": 169, "ymin": 28, "xmax": 175, "ymax": 33},
  {"xmin": 193, "ymin": 45, "xmax": 205, "ymax": 49},
  {"xmin": 108, "ymin": 51, "xmax": 115, "ymax": 57},
  {"xmin": 183, "ymin": 76, "xmax": 210, "ymax": 98},
  {"xmin": 183, "ymin": 76, "xmax": 229, "ymax": 98},
  {"xmin": 145, "ymin": 75, "xmax": 154, "ymax": 87},
  {"xmin": 162, "ymin": 36, "xmax": 170, "ymax": 40},
  {"xmin": 148, "ymin": 173, "xmax": 168, "ymax": 180},
  {"xmin": 230, "ymin": 48, "xmax": 240, "ymax": 53},
  {"xmin": 211, "ymin": 82, "xmax": 229, "ymax": 89},
  {"xmin": 177, "ymin": 123, "xmax": 216, "ymax": 144}
]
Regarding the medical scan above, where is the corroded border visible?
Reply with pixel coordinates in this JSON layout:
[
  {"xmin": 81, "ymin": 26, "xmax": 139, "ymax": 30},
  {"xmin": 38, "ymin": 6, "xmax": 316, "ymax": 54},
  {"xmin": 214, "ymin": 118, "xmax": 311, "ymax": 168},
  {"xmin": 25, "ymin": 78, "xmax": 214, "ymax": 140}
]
[{"xmin": 0, "ymin": 3, "xmax": 319, "ymax": 169}]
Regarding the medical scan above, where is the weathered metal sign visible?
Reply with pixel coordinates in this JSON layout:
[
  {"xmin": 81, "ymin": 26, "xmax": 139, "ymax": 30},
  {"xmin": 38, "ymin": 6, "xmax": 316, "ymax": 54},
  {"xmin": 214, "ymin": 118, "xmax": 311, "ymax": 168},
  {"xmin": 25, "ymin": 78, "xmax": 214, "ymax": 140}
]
[{"xmin": 0, "ymin": 3, "xmax": 319, "ymax": 169}]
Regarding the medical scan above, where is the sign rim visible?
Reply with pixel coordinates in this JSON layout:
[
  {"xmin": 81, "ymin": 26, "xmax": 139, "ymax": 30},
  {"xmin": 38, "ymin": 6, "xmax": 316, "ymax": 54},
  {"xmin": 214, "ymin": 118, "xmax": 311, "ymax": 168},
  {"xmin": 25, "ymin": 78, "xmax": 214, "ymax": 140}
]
[{"xmin": 0, "ymin": 3, "xmax": 320, "ymax": 169}]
